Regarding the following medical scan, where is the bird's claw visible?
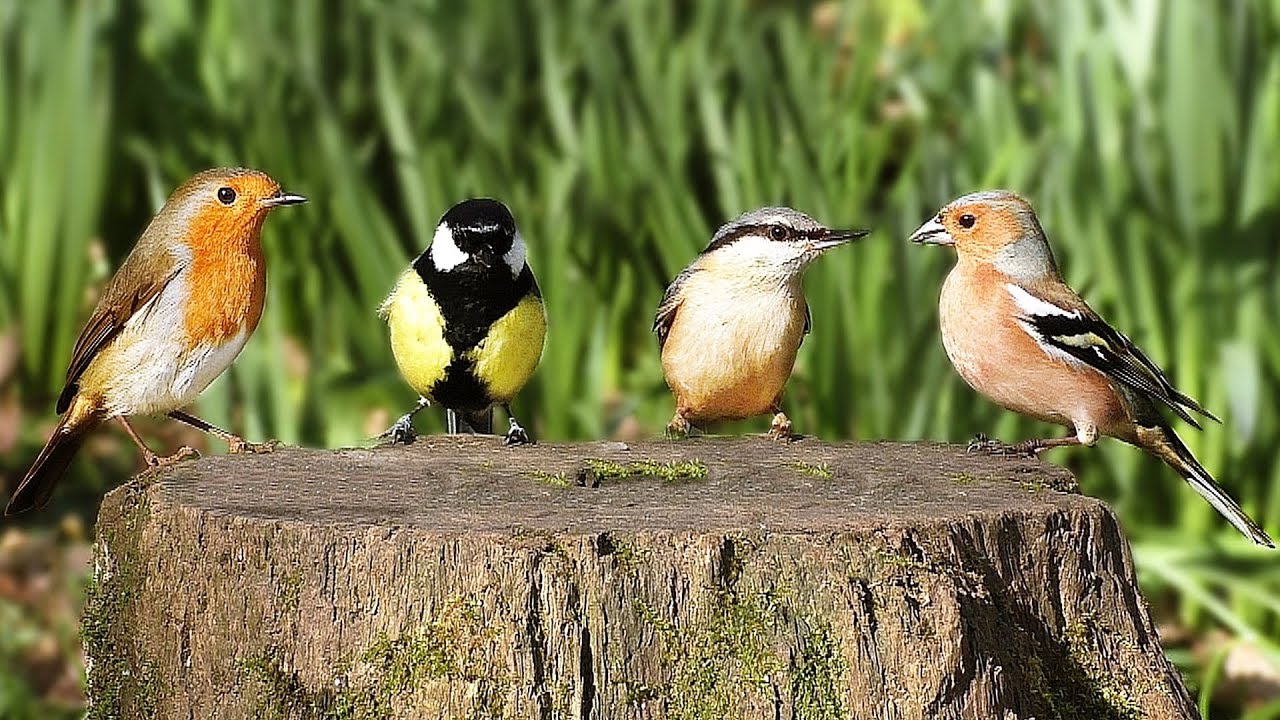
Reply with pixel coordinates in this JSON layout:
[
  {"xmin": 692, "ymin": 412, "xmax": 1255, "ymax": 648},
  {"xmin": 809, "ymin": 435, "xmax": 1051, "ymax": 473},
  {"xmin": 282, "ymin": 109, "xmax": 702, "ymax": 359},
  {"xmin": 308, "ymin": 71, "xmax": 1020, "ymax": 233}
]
[
  {"xmin": 967, "ymin": 434, "xmax": 1037, "ymax": 458},
  {"xmin": 148, "ymin": 446, "xmax": 200, "ymax": 468},
  {"xmin": 666, "ymin": 414, "xmax": 692, "ymax": 439},
  {"xmin": 768, "ymin": 412, "xmax": 794, "ymax": 442},
  {"xmin": 379, "ymin": 414, "xmax": 419, "ymax": 446},
  {"xmin": 503, "ymin": 420, "xmax": 532, "ymax": 446}
]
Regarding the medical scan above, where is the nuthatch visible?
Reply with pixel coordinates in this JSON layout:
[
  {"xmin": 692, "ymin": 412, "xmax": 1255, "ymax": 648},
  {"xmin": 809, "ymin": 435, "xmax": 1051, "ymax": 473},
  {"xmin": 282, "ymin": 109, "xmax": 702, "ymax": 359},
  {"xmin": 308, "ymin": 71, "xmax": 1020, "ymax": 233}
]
[{"xmin": 654, "ymin": 207, "xmax": 867, "ymax": 439}]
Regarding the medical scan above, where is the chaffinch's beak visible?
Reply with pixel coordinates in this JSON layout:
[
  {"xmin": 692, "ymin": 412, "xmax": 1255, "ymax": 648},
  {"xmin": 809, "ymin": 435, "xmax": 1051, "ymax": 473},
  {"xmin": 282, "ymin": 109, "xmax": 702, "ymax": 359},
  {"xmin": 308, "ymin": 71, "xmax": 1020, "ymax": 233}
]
[
  {"xmin": 910, "ymin": 215, "xmax": 953, "ymax": 246},
  {"xmin": 261, "ymin": 191, "xmax": 308, "ymax": 208},
  {"xmin": 809, "ymin": 227, "xmax": 870, "ymax": 251}
]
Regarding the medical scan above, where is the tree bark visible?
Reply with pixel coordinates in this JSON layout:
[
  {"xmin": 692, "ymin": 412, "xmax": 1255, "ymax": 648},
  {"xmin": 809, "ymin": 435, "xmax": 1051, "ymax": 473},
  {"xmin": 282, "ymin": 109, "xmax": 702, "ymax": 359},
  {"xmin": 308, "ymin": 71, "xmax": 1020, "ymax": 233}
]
[{"xmin": 84, "ymin": 437, "xmax": 1195, "ymax": 719}]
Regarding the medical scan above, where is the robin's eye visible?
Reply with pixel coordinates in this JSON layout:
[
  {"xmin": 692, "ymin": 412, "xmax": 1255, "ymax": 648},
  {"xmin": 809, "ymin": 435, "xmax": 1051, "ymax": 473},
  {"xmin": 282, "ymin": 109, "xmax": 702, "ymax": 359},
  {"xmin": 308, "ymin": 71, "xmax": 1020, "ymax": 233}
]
[
  {"xmin": 959, "ymin": 213, "xmax": 976, "ymax": 229},
  {"xmin": 217, "ymin": 187, "xmax": 237, "ymax": 205},
  {"xmin": 769, "ymin": 225, "xmax": 789, "ymax": 241}
]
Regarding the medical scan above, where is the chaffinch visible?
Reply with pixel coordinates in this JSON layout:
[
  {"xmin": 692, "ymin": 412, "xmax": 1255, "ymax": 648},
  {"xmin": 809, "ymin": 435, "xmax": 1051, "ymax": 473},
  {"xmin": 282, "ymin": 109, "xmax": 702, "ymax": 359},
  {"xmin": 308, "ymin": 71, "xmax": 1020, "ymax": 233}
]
[{"xmin": 911, "ymin": 190, "xmax": 1272, "ymax": 547}]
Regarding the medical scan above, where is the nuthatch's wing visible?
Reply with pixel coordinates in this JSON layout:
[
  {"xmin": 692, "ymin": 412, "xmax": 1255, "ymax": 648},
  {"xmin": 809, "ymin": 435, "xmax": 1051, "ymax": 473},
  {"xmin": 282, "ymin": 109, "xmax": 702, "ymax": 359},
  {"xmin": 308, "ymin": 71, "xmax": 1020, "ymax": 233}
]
[{"xmin": 654, "ymin": 267, "xmax": 698, "ymax": 350}]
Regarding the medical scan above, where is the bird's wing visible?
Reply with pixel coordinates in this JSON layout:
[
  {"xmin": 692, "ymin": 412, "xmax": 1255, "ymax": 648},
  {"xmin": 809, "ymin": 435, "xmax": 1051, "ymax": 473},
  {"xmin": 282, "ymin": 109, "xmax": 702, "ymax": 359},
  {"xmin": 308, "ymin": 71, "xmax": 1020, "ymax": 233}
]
[
  {"xmin": 1005, "ymin": 281, "xmax": 1217, "ymax": 428},
  {"xmin": 58, "ymin": 251, "xmax": 183, "ymax": 413},
  {"xmin": 653, "ymin": 267, "xmax": 698, "ymax": 351}
]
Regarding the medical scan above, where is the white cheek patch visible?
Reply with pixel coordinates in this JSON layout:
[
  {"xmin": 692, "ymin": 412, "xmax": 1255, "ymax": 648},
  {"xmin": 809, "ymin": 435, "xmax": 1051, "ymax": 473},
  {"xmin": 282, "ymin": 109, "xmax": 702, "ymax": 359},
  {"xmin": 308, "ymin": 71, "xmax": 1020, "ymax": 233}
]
[
  {"xmin": 504, "ymin": 230, "xmax": 527, "ymax": 278},
  {"xmin": 429, "ymin": 223, "xmax": 468, "ymax": 272}
]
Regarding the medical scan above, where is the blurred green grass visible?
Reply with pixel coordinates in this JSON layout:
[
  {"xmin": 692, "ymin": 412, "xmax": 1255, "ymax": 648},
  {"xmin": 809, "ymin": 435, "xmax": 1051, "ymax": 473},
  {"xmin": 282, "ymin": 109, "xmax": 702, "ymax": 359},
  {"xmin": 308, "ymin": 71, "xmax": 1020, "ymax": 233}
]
[{"xmin": 1, "ymin": 0, "xmax": 1279, "ymax": 716}]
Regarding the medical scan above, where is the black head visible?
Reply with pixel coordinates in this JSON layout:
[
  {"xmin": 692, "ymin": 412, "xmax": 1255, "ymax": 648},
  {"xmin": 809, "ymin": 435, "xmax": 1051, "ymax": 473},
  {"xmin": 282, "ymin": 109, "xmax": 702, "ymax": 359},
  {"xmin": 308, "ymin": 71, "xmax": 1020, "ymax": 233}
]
[{"xmin": 431, "ymin": 198, "xmax": 519, "ymax": 271}]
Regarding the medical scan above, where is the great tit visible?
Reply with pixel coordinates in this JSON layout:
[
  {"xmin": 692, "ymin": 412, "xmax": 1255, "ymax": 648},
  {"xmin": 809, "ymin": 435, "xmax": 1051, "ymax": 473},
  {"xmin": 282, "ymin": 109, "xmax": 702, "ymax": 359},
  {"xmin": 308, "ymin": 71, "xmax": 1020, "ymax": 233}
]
[{"xmin": 380, "ymin": 198, "xmax": 546, "ymax": 445}]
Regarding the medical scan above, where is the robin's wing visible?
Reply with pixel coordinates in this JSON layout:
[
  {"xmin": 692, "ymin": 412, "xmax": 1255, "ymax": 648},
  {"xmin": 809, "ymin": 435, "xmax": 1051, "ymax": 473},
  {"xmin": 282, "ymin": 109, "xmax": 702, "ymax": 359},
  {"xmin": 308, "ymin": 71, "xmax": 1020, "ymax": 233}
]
[
  {"xmin": 653, "ymin": 268, "xmax": 697, "ymax": 351},
  {"xmin": 1006, "ymin": 281, "xmax": 1217, "ymax": 428},
  {"xmin": 57, "ymin": 252, "xmax": 183, "ymax": 413}
]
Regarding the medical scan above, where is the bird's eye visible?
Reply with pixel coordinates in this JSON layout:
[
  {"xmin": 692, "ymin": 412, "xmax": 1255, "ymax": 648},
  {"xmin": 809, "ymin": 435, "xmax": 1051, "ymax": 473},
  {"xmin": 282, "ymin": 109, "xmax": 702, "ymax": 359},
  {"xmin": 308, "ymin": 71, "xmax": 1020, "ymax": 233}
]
[
  {"xmin": 217, "ymin": 187, "xmax": 237, "ymax": 206},
  {"xmin": 769, "ymin": 225, "xmax": 790, "ymax": 241},
  {"xmin": 959, "ymin": 213, "xmax": 976, "ymax": 229}
]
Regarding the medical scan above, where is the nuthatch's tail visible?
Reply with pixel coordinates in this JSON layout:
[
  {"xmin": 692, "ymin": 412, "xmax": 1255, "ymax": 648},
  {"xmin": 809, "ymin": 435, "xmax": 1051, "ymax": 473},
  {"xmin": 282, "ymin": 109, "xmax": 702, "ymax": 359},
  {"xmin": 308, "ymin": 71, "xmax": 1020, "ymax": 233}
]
[
  {"xmin": 5, "ymin": 405, "xmax": 99, "ymax": 515},
  {"xmin": 1142, "ymin": 423, "xmax": 1273, "ymax": 548}
]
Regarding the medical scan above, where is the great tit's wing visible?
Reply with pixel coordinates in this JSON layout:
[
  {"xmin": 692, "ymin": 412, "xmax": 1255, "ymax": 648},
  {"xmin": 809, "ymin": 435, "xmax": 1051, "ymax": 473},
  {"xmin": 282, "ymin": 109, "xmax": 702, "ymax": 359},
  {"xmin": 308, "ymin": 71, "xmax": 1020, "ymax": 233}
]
[
  {"xmin": 1006, "ymin": 282, "xmax": 1217, "ymax": 428},
  {"xmin": 58, "ymin": 251, "xmax": 184, "ymax": 414}
]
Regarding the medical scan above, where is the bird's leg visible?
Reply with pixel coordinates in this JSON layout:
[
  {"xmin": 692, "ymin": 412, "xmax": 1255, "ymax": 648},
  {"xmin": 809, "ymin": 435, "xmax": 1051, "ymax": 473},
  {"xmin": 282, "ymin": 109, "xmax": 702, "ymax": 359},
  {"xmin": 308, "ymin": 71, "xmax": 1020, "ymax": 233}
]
[
  {"xmin": 768, "ymin": 411, "xmax": 794, "ymax": 441},
  {"xmin": 967, "ymin": 433, "xmax": 1082, "ymax": 457},
  {"xmin": 379, "ymin": 397, "xmax": 429, "ymax": 445},
  {"xmin": 666, "ymin": 411, "xmax": 692, "ymax": 439},
  {"xmin": 118, "ymin": 417, "xmax": 199, "ymax": 467},
  {"xmin": 168, "ymin": 410, "xmax": 278, "ymax": 454},
  {"xmin": 502, "ymin": 405, "xmax": 532, "ymax": 446}
]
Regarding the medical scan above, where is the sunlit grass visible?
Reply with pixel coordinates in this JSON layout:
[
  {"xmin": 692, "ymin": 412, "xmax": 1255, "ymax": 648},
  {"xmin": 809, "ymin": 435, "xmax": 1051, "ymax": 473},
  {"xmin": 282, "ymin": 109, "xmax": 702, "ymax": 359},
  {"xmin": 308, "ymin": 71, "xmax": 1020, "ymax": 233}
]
[{"xmin": 1, "ymin": 0, "xmax": 1279, "ymax": 715}]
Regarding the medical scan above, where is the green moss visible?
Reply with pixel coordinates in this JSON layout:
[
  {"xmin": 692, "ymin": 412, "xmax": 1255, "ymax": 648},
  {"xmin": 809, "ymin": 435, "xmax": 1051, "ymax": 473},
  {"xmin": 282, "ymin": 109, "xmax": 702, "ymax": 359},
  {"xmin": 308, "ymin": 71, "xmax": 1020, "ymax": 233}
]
[
  {"xmin": 791, "ymin": 623, "xmax": 849, "ymax": 720},
  {"xmin": 582, "ymin": 458, "xmax": 708, "ymax": 484},
  {"xmin": 788, "ymin": 461, "xmax": 833, "ymax": 479},
  {"xmin": 278, "ymin": 569, "xmax": 304, "ymax": 612},
  {"xmin": 948, "ymin": 472, "xmax": 978, "ymax": 484},
  {"xmin": 529, "ymin": 470, "xmax": 572, "ymax": 487},
  {"xmin": 241, "ymin": 597, "xmax": 509, "ymax": 719},
  {"xmin": 83, "ymin": 485, "xmax": 157, "ymax": 720}
]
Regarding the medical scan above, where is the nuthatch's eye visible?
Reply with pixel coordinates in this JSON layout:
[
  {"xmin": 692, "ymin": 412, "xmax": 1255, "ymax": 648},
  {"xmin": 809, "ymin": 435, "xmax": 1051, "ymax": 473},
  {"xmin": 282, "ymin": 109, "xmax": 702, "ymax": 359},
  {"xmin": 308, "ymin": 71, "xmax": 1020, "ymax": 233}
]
[
  {"xmin": 959, "ymin": 213, "xmax": 976, "ymax": 229},
  {"xmin": 769, "ymin": 225, "xmax": 790, "ymax": 241},
  {"xmin": 217, "ymin": 187, "xmax": 237, "ymax": 206}
]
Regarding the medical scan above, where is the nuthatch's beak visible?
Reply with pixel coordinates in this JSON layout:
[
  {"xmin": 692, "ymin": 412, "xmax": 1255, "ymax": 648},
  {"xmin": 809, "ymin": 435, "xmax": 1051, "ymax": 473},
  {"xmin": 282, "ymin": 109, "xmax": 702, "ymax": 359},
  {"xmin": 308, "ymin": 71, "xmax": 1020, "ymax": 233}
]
[
  {"xmin": 809, "ymin": 227, "xmax": 870, "ymax": 251},
  {"xmin": 261, "ymin": 191, "xmax": 308, "ymax": 208},
  {"xmin": 909, "ymin": 215, "xmax": 953, "ymax": 245}
]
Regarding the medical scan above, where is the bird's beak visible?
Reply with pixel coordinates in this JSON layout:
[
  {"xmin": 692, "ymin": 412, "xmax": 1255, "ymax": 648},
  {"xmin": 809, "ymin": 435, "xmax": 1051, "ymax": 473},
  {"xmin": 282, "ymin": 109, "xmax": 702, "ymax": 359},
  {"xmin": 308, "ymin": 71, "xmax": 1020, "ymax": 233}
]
[
  {"xmin": 909, "ymin": 215, "xmax": 953, "ymax": 246},
  {"xmin": 809, "ymin": 228, "xmax": 870, "ymax": 251},
  {"xmin": 260, "ymin": 191, "xmax": 308, "ymax": 208}
]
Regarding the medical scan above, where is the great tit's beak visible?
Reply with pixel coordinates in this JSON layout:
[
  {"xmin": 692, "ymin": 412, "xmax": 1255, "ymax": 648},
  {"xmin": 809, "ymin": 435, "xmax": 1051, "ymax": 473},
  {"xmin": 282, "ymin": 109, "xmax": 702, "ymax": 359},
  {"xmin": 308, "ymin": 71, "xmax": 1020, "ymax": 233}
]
[
  {"xmin": 472, "ymin": 247, "xmax": 494, "ymax": 269},
  {"xmin": 809, "ymin": 227, "xmax": 870, "ymax": 251},
  {"xmin": 261, "ymin": 191, "xmax": 308, "ymax": 208},
  {"xmin": 909, "ymin": 215, "xmax": 953, "ymax": 245}
]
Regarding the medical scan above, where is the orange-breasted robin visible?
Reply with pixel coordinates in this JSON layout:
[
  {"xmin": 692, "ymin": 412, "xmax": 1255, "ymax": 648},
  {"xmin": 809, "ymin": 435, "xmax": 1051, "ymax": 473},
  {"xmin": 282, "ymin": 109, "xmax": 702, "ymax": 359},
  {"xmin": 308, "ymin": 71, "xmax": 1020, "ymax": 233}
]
[
  {"xmin": 911, "ymin": 190, "xmax": 1272, "ymax": 547},
  {"xmin": 654, "ymin": 207, "xmax": 867, "ymax": 439},
  {"xmin": 5, "ymin": 167, "xmax": 305, "ymax": 515}
]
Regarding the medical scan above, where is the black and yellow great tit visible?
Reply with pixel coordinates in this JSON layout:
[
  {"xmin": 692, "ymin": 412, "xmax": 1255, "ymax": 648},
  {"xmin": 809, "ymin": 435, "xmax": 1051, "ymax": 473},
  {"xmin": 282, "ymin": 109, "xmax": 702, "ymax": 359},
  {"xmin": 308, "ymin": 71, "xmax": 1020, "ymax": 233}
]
[
  {"xmin": 654, "ymin": 207, "xmax": 867, "ymax": 439},
  {"xmin": 380, "ymin": 198, "xmax": 546, "ymax": 445}
]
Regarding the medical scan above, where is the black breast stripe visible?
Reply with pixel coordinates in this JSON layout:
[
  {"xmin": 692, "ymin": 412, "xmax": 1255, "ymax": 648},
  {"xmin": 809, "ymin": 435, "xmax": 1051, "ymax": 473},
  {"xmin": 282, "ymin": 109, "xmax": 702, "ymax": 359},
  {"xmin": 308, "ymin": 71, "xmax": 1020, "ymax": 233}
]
[{"xmin": 413, "ymin": 256, "xmax": 536, "ymax": 352}]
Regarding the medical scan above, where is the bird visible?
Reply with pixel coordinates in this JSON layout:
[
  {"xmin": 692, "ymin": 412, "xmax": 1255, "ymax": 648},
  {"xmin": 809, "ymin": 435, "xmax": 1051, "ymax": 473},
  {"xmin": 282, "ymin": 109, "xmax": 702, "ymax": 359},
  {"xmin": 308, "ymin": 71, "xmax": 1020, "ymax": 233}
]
[
  {"xmin": 379, "ymin": 198, "xmax": 546, "ymax": 446},
  {"xmin": 910, "ymin": 189, "xmax": 1272, "ymax": 547},
  {"xmin": 5, "ymin": 167, "xmax": 306, "ymax": 515},
  {"xmin": 655, "ymin": 207, "xmax": 867, "ymax": 440}
]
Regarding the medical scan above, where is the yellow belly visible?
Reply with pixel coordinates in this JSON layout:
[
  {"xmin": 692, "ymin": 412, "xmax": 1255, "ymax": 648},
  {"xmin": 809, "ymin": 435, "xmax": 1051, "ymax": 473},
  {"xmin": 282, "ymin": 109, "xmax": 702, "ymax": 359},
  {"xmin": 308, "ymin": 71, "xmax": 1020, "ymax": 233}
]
[
  {"xmin": 381, "ymin": 270, "xmax": 546, "ymax": 403},
  {"xmin": 464, "ymin": 294, "xmax": 547, "ymax": 403}
]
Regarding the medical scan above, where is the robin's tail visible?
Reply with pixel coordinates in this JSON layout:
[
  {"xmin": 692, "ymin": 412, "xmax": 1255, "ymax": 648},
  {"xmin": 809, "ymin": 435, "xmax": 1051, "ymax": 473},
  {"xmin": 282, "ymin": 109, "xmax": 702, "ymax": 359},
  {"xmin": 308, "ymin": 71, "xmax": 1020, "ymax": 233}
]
[
  {"xmin": 5, "ymin": 411, "xmax": 99, "ymax": 515},
  {"xmin": 1143, "ymin": 423, "xmax": 1273, "ymax": 548}
]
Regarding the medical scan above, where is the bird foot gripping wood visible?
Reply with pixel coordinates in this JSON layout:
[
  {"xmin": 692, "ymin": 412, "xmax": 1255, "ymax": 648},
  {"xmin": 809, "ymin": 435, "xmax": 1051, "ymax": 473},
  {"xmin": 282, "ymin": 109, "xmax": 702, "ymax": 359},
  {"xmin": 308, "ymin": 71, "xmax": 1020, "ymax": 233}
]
[
  {"xmin": 378, "ymin": 413, "xmax": 419, "ymax": 446},
  {"xmin": 665, "ymin": 413, "xmax": 692, "ymax": 439},
  {"xmin": 966, "ymin": 433, "xmax": 1039, "ymax": 458},
  {"xmin": 226, "ymin": 437, "xmax": 282, "ymax": 455},
  {"xmin": 145, "ymin": 446, "xmax": 200, "ymax": 468},
  {"xmin": 768, "ymin": 412, "xmax": 795, "ymax": 441},
  {"xmin": 503, "ymin": 418, "xmax": 532, "ymax": 446}
]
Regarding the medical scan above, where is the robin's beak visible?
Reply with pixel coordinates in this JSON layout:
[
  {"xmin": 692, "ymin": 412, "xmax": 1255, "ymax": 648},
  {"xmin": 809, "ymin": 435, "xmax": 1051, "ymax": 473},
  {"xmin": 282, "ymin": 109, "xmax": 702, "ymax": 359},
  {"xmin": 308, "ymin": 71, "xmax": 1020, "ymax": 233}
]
[
  {"xmin": 261, "ymin": 191, "xmax": 308, "ymax": 208},
  {"xmin": 809, "ymin": 228, "xmax": 870, "ymax": 252},
  {"xmin": 909, "ymin": 215, "xmax": 953, "ymax": 246}
]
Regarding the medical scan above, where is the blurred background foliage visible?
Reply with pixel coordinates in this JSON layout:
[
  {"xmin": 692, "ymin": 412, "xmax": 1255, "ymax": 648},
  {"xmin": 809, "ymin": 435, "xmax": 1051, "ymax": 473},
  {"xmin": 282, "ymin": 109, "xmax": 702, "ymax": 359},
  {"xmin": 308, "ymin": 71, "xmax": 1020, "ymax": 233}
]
[{"xmin": 1, "ymin": 0, "xmax": 1279, "ymax": 716}]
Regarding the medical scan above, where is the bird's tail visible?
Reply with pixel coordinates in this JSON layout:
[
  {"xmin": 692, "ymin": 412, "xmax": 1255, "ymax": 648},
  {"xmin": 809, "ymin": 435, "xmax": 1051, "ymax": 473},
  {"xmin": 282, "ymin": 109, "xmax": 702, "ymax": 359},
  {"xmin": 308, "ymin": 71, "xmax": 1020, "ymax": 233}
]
[
  {"xmin": 5, "ymin": 408, "xmax": 99, "ymax": 515},
  {"xmin": 1143, "ymin": 424, "xmax": 1273, "ymax": 548},
  {"xmin": 446, "ymin": 408, "xmax": 493, "ymax": 435}
]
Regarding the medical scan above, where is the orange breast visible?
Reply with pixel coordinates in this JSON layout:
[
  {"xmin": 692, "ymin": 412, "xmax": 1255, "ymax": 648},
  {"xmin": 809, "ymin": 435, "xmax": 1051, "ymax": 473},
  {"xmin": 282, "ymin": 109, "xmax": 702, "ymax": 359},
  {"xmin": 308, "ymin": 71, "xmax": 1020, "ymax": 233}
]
[
  {"xmin": 180, "ymin": 212, "xmax": 267, "ymax": 348},
  {"xmin": 939, "ymin": 263, "xmax": 1126, "ymax": 432}
]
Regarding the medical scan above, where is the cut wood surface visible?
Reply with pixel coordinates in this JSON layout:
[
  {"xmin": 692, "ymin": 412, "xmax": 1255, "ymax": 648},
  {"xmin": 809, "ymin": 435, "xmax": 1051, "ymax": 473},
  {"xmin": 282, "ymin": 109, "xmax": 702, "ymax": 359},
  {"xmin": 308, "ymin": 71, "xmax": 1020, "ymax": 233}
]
[{"xmin": 85, "ymin": 436, "xmax": 1195, "ymax": 719}]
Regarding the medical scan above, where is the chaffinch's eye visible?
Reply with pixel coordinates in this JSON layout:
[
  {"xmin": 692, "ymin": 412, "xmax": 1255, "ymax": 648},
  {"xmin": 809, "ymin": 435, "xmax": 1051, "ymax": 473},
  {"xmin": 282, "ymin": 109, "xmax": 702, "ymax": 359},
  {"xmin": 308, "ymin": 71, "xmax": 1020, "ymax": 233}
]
[
  {"xmin": 769, "ymin": 225, "xmax": 790, "ymax": 241},
  {"xmin": 217, "ymin": 187, "xmax": 237, "ymax": 205},
  {"xmin": 958, "ymin": 213, "xmax": 976, "ymax": 229}
]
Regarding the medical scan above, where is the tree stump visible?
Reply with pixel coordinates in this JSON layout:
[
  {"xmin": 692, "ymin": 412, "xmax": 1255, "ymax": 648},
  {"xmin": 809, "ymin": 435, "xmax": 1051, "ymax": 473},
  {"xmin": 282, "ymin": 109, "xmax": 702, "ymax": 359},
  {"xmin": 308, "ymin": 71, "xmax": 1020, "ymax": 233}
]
[{"xmin": 85, "ymin": 437, "xmax": 1195, "ymax": 719}]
